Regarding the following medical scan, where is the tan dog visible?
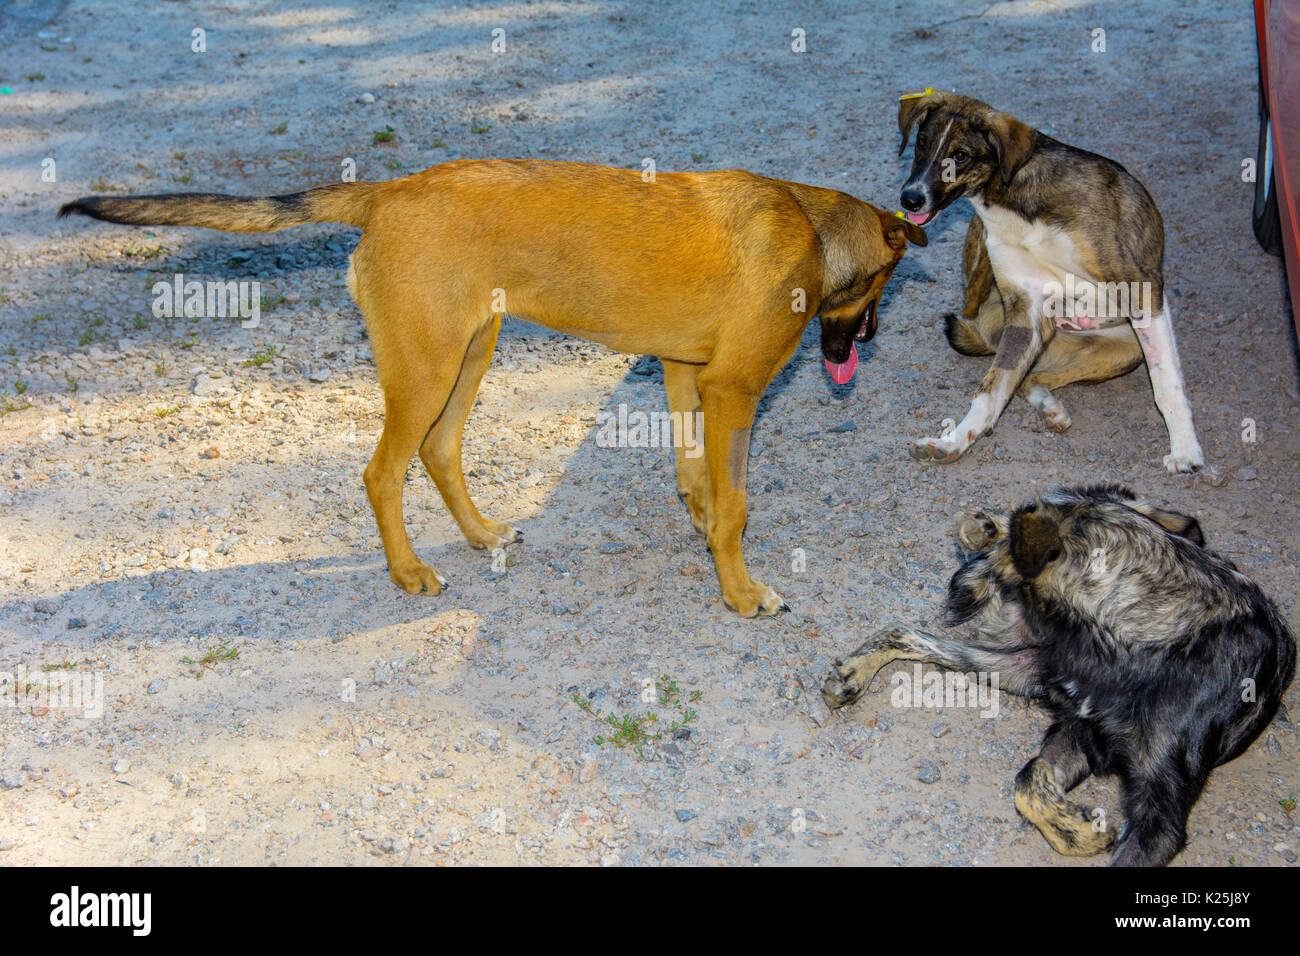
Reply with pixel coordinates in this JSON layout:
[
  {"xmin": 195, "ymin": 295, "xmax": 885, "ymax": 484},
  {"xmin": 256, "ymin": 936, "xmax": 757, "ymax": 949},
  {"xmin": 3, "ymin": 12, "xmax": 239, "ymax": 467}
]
[{"xmin": 60, "ymin": 160, "xmax": 925, "ymax": 616}]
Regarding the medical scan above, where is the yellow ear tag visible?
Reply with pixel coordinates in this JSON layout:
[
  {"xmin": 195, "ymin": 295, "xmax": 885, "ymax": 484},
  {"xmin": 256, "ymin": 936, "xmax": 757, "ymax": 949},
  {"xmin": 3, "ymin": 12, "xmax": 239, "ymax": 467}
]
[{"xmin": 899, "ymin": 87, "xmax": 934, "ymax": 100}]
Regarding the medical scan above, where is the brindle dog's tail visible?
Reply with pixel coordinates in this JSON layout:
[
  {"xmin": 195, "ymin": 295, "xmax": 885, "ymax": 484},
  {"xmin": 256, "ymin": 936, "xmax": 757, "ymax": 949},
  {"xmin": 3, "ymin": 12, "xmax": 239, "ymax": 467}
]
[{"xmin": 58, "ymin": 182, "xmax": 381, "ymax": 233}]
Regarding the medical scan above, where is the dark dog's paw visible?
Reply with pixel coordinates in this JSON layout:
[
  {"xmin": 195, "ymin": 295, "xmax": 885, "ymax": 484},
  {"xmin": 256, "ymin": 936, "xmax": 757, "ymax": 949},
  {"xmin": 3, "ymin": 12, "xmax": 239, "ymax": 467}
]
[
  {"xmin": 957, "ymin": 510, "xmax": 1002, "ymax": 553},
  {"xmin": 821, "ymin": 665, "xmax": 863, "ymax": 712},
  {"xmin": 822, "ymin": 656, "xmax": 875, "ymax": 710}
]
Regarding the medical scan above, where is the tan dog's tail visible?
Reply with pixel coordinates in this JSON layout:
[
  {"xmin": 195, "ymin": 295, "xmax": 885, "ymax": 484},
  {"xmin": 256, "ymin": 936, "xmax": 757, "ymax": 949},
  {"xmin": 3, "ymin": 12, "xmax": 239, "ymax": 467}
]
[{"xmin": 58, "ymin": 182, "xmax": 380, "ymax": 233}]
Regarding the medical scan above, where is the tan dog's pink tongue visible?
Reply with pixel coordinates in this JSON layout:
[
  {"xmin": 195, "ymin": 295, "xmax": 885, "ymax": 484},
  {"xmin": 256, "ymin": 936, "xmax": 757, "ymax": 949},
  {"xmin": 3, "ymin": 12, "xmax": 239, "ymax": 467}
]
[{"xmin": 824, "ymin": 343, "xmax": 858, "ymax": 384}]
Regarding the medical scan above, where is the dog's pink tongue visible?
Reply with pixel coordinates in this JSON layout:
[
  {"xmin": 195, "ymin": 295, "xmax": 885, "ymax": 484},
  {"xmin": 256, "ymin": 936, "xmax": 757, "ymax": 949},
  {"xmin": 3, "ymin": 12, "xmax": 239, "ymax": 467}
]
[
  {"xmin": 905, "ymin": 211, "xmax": 929, "ymax": 225},
  {"xmin": 824, "ymin": 343, "xmax": 859, "ymax": 384}
]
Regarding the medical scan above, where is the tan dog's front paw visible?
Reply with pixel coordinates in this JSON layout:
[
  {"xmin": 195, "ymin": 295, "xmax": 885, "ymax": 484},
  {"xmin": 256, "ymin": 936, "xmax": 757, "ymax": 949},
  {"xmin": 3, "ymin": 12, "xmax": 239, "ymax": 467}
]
[
  {"xmin": 467, "ymin": 521, "xmax": 521, "ymax": 550},
  {"xmin": 390, "ymin": 560, "xmax": 447, "ymax": 595},
  {"xmin": 908, "ymin": 437, "xmax": 965, "ymax": 464},
  {"xmin": 723, "ymin": 579, "xmax": 788, "ymax": 618}
]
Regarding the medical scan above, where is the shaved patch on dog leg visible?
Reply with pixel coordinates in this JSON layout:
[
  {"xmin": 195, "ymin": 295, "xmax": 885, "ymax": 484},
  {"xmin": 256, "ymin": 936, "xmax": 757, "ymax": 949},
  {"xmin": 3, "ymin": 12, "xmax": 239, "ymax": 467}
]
[
  {"xmin": 728, "ymin": 427, "xmax": 750, "ymax": 490},
  {"xmin": 994, "ymin": 325, "xmax": 1033, "ymax": 369}
]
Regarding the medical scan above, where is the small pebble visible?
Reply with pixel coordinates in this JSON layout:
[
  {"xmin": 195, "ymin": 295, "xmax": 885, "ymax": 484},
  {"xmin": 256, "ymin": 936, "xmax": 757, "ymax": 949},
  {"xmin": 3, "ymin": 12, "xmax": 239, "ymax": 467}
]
[{"xmin": 916, "ymin": 761, "xmax": 941, "ymax": 784}]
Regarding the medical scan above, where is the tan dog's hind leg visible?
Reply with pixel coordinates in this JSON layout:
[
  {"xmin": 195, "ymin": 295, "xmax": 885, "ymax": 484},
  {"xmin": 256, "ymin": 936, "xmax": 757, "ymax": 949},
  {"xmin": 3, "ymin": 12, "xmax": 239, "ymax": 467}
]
[
  {"xmin": 1014, "ymin": 728, "xmax": 1115, "ymax": 857},
  {"xmin": 663, "ymin": 359, "xmax": 708, "ymax": 536},
  {"xmin": 418, "ymin": 313, "xmax": 520, "ymax": 551},
  {"xmin": 360, "ymin": 285, "xmax": 475, "ymax": 595},
  {"xmin": 365, "ymin": 379, "xmax": 457, "ymax": 595}
]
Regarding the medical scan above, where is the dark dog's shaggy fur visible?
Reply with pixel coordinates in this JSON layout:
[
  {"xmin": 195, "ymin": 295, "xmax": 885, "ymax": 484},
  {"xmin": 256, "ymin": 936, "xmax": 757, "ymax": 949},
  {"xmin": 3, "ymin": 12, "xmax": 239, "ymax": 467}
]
[{"xmin": 823, "ymin": 484, "xmax": 1295, "ymax": 866}]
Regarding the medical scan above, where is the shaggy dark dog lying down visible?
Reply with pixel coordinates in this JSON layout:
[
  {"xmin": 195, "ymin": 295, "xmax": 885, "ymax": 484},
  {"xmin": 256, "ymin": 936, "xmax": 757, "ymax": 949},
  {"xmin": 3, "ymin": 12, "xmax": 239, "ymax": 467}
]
[{"xmin": 823, "ymin": 484, "xmax": 1295, "ymax": 866}]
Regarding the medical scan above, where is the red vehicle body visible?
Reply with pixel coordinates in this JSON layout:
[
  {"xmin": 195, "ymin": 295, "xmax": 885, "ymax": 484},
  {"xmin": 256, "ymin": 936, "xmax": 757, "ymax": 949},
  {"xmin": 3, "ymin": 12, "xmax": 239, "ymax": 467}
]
[{"xmin": 1255, "ymin": 0, "xmax": 1300, "ymax": 339}]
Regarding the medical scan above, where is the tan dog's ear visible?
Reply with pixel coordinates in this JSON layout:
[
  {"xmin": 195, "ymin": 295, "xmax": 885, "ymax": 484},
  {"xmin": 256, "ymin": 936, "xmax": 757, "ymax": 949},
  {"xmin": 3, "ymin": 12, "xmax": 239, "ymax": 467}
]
[
  {"xmin": 980, "ymin": 111, "xmax": 1036, "ymax": 187},
  {"xmin": 878, "ymin": 209, "xmax": 928, "ymax": 249},
  {"xmin": 1009, "ymin": 505, "xmax": 1063, "ymax": 578},
  {"xmin": 897, "ymin": 91, "xmax": 940, "ymax": 156},
  {"xmin": 1128, "ymin": 502, "xmax": 1206, "ymax": 547}
]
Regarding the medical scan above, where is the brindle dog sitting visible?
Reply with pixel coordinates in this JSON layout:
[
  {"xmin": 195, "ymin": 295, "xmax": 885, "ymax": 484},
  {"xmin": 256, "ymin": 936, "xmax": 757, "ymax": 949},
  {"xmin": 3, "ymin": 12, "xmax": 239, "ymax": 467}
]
[
  {"xmin": 895, "ymin": 90, "xmax": 1206, "ymax": 474},
  {"xmin": 823, "ymin": 484, "xmax": 1295, "ymax": 866}
]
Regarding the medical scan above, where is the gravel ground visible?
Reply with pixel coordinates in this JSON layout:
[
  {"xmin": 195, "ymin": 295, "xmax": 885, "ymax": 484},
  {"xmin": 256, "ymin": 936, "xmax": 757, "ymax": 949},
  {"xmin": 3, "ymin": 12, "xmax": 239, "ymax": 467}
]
[{"xmin": 1, "ymin": 0, "xmax": 1297, "ymax": 866}]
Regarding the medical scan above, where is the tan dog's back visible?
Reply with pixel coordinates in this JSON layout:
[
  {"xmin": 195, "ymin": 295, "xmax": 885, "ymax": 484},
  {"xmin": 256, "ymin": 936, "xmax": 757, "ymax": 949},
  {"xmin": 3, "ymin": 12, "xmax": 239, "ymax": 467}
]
[{"xmin": 355, "ymin": 160, "xmax": 822, "ymax": 361}]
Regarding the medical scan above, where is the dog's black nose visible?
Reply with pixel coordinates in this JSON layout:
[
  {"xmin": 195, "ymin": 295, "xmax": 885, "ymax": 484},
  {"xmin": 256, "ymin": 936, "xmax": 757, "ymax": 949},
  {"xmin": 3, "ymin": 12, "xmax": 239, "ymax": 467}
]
[{"xmin": 900, "ymin": 187, "xmax": 927, "ymax": 212}]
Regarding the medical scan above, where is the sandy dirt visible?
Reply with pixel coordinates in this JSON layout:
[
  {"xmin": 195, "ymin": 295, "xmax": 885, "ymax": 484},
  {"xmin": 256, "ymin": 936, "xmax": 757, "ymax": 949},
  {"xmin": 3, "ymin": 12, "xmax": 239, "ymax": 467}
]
[{"xmin": 0, "ymin": 0, "xmax": 1297, "ymax": 866}]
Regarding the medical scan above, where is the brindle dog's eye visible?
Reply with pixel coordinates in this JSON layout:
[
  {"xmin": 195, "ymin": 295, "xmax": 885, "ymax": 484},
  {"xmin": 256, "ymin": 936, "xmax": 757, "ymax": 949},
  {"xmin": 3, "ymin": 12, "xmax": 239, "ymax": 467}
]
[
  {"xmin": 916, "ymin": 134, "xmax": 928, "ymax": 149},
  {"xmin": 953, "ymin": 149, "xmax": 970, "ymax": 165}
]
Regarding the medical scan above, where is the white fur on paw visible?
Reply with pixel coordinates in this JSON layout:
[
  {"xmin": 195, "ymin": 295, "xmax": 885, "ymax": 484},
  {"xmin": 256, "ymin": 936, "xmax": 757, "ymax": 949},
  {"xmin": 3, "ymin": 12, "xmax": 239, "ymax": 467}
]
[
  {"xmin": 1043, "ymin": 409, "xmax": 1071, "ymax": 432},
  {"xmin": 1163, "ymin": 452, "xmax": 1203, "ymax": 474}
]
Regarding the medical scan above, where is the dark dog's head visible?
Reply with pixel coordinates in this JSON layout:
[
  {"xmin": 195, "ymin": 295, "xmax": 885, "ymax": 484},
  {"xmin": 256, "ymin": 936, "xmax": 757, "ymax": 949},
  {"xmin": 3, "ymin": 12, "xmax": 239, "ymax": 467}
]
[
  {"xmin": 947, "ymin": 483, "xmax": 1206, "ymax": 626},
  {"xmin": 1008, "ymin": 484, "xmax": 1205, "ymax": 580},
  {"xmin": 817, "ymin": 206, "xmax": 926, "ymax": 375},
  {"xmin": 897, "ymin": 90, "xmax": 1037, "ymax": 226}
]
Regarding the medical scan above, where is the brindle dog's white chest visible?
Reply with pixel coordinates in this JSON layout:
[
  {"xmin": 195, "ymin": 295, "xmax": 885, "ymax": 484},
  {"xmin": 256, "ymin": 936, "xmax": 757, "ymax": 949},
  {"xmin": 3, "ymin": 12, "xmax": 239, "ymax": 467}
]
[{"xmin": 971, "ymin": 198, "xmax": 1093, "ymax": 320}]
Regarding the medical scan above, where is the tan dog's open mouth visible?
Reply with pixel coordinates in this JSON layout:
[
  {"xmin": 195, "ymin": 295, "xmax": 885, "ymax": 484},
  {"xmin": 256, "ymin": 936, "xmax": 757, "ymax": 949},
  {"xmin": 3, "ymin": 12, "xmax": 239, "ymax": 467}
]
[
  {"xmin": 823, "ymin": 301, "xmax": 877, "ymax": 384},
  {"xmin": 854, "ymin": 300, "xmax": 878, "ymax": 342}
]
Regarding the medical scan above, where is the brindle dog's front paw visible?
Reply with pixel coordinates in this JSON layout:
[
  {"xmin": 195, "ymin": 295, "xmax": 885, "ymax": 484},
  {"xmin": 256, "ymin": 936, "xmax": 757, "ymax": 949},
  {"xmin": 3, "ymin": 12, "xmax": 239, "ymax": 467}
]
[
  {"xmin": 908, "ymin": 437, "xmax": 965, "ymax": 464},
  {"xmin": 1162, "ymin": 452, "xmax": 1204, "ymax": 475},
  {"xmin": 723, "ymin": 579, "xmax": 789, "ymax": 618},
  {"xmin": 390, "ymin": 560, "xmax": 447, "ymax": 595}
]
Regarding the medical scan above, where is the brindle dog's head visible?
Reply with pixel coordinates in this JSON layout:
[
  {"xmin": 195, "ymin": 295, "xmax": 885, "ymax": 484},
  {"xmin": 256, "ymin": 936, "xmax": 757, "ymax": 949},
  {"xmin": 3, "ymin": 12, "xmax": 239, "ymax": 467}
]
[{"xmin": 897, "ymin": 91, "xmax": 1037, "ymax": 226}]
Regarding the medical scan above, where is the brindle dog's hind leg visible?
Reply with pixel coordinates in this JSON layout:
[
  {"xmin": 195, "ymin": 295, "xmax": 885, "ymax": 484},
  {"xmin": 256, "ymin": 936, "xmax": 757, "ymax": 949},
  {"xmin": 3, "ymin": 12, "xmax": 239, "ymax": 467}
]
[
  {"xmin": 821, "ymin": 622, "xmax": 1039, "ymax": 710},
  {"xmin": 1014, "ymin": 723, "xmax": 1116, "ymax": 857},
  {"xmin": 941, "ymin": 217, "xmax": 1003, "ymax": 357}
]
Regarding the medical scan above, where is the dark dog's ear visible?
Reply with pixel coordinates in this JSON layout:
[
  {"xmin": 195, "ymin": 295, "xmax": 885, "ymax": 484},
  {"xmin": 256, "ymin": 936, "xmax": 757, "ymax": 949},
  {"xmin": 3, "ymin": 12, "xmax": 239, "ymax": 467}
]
[
  {"xmin": 1129, "ymin": 503, "xmax": 1206, "ymax": 547},
  {"xmin": 879, "ymin": 209, "xmax": 928, "ymax": 249},
  {"xmin": 897, "ymin": 91, "xmax": 939, "ymax": 156},
  {"xmin": 1009, "ymin": 505, "xmax": 1063, "ymax": 578},
  {"xmin": 978, "ymin": 111, "xmax": 1036, "ymax": 187}
]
